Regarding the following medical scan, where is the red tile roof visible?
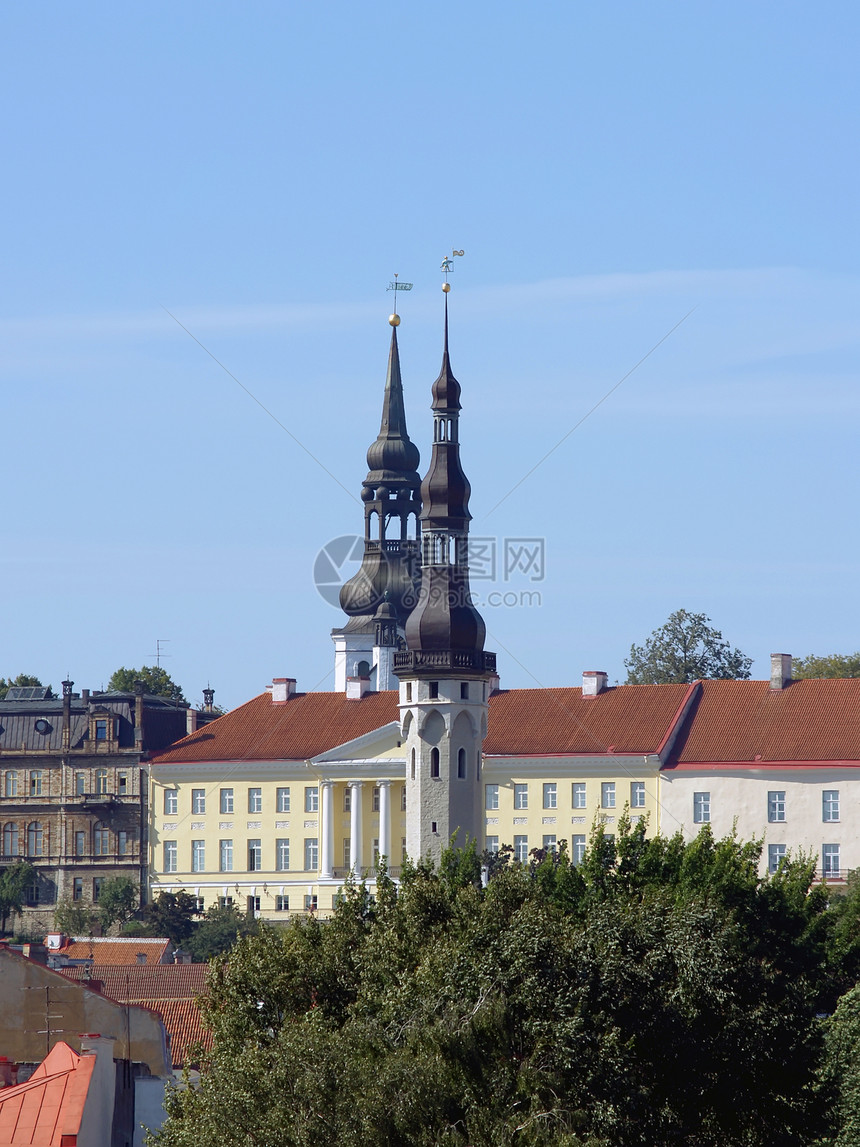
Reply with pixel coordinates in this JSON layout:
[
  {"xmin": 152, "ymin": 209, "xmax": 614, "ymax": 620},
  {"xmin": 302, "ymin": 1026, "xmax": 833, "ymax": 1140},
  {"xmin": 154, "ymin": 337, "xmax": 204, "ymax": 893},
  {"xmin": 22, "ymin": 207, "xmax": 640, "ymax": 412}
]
[
  {"xmin": 57, "ymin": 964, "xmax": 211, "ymax": 1068},
  {"xmin": 152, "ymin": 684, "xmax": 695, "ymax": 764},
  {"xmin": 668, "ymin": 678, "xmax": 860, "ymax": 765},
  {"xmin": 57, "ymin": 938, "xmax": 172, "ymax": 965},
  {"xmin": 58, "ymin": 963, "xmax": 208, "ymax": 1000},
  {"xmin": 152, "ymin": 691, "xmax": 400, "ymax": 764},
  {"xmin": 0, "ymin": 1041, "xmax": 94, "ymax": 1146},
  {"xmin": 483, "ymin": 685, "xmax": 692, "ymax": 756}
]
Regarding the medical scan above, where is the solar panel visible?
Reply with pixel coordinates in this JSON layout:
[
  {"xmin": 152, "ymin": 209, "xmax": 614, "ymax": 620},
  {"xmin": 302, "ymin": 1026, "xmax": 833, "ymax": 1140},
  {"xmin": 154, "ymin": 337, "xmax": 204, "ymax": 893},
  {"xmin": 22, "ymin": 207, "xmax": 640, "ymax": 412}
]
[{"xmin": 5, "ymin": 686, "xmax": 52, "ymax": 701}]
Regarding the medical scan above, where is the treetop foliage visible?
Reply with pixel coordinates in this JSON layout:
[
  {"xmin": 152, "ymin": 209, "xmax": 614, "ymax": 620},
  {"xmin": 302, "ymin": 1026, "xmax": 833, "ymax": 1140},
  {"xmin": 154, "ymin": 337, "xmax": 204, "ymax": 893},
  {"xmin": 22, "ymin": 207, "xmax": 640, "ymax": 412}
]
[
  {"xmin": 0, "ymin": 862, "xmax": 36, "ymax": 934},
  {"xmin": 625, "ymin": 608, "xmax": 753, "ymax": 684},
  {"xmin": 108, "ymin": 665, "xmax": 187, "ymax": 704},
  {"xmin": 151, "ymin": 819, "xmax": 858, "ymax": 1147},
  {"xmin": 0, "ymin": 674, "xmax": 53, "ymax": 700},
  {"xmin": 794, "ymin": 652, "xmax": 860, "ymax": 680}
]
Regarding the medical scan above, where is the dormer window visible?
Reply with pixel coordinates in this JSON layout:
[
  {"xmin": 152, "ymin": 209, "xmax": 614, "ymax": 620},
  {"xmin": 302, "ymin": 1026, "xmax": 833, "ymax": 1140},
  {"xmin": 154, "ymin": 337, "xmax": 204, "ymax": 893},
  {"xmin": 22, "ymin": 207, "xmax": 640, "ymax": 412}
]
[{"xmin": 95, "ymin": 720, "xmax": 108, "ymax": 741}]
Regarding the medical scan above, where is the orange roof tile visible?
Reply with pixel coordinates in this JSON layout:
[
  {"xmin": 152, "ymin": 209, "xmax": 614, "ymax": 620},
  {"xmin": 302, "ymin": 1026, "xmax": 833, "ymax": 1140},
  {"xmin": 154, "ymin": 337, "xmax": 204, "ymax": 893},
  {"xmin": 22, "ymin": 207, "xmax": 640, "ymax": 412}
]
[
  {"xmin": 58, "ymin": 938, "xmax": 172, "ymax": 965},
  {"xmin": 0, "ymin": 1042, "xmax": 94, "ymax": 1146},
  {"xmin": 153, "ymin": 999, "xmax": 212, "ymax": 1066},
  {"xmin": 153, "ymin": 684, "xmax": 695, "ymax": 764},
  {"xmin": 58, "ymin": 963, "xmax": 208, "ymax": 1000},
  {"xmin": 483, "ymin": 685, "xmax": 692, "ymax": 756},
  {"xmin": 152, "ymin": 691, "xmax": 400, "ymax": 764},
  {"xmin": 57, "ymin": 963, "xmax": 211, "ymax": 1068},
  {"xmin": 669, "ymin": 678, "xmax": 860, "ymax": 766}
]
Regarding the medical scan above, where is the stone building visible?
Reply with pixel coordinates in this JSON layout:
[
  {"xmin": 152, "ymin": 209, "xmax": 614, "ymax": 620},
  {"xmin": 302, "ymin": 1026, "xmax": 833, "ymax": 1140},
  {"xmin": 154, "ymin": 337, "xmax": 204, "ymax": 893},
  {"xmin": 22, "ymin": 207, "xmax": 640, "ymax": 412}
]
[{"xmin": 0, "ymin": 681, "xmax": 216, "ymax": 930}]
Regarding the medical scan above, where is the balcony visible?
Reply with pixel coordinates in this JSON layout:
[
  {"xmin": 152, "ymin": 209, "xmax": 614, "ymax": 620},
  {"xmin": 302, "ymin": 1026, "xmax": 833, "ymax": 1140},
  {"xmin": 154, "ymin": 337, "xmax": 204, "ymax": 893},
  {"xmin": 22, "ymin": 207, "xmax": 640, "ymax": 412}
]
[{"xmin": 393, "ymin": 650, "xmax": 496, "ymax": 674}]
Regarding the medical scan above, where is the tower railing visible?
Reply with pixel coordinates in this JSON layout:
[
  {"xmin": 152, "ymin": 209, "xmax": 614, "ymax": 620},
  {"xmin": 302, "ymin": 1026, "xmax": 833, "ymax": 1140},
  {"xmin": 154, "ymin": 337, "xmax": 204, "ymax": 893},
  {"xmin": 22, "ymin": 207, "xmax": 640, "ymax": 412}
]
[{"xmin": 394, "ymin": 650, "xmax": 496, "ymax": 674}]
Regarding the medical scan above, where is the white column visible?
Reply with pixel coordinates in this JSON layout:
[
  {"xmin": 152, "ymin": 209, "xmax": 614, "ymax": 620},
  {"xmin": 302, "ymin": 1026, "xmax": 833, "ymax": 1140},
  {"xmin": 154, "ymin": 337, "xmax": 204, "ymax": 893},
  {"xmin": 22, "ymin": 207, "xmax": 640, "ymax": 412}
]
[
  {"xmin": 320, "ymin": 781, "xmax": 334, "ymax": 879},
  {"xmin": 349, "ymin": 781, "xmax": 364, "ymax": 874},
  {"xmin": 377, "ymin": 780, "xmax": 391, "ymax": 868}
]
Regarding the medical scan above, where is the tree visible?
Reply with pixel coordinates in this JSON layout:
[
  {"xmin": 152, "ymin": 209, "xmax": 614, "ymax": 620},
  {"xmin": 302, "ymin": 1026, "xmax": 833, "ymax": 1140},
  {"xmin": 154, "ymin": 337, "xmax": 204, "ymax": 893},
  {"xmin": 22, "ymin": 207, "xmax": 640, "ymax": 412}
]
[
  {"xmin": 794, "ymin": 652, "xmax": 860, "ymax": 680},
  {"xmin": 150, "ymin": 827, "xmax": 830, "ymax": 1147},
  {"xmin": 183, "ymin": 903, "xmax": 258, "ymax": 963},
  {"xmin": 625, "ymin": 608, "xmax": 752, "ymax": 684},
  {"xmin": 54, "ymin": 897, "xmax": 94, "ymax": 937},
  {"xmin": 95, "ymin": 877, "xmax": 139, "ymax": 932},
  {"xmin": 0, "ymin": 674, "xmax": 53, "ymax": 700},
  {"xmin": 0, "ymin": 862, "xmax": 35, "ymax": 934},
  {"xmin": 145, "ymin": 891, "xmax": 201, "ymax": 948},
  {"xmin": 108, "ymin": 665, "xmax": 187, "ymax": 704}
]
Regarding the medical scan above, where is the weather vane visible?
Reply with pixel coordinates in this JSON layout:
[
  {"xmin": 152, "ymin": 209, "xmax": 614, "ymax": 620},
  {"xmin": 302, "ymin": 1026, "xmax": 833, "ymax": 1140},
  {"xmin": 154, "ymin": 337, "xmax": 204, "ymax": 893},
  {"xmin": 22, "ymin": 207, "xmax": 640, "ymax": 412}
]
[
  {"xmin": 441, "ymin": 249, "xmax": 464, "ymax": 291},
  {"xmin": 386, "ymin": 272, "xmax": 413, "ymax": 326}
]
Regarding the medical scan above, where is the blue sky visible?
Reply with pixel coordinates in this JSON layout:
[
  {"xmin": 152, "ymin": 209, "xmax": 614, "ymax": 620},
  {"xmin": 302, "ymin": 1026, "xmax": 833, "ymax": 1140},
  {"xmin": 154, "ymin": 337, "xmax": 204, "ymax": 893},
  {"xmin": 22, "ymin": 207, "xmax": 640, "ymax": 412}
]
[{"xmin": 1, "ymin": 2, "xmax": 858, "ymax": 709}]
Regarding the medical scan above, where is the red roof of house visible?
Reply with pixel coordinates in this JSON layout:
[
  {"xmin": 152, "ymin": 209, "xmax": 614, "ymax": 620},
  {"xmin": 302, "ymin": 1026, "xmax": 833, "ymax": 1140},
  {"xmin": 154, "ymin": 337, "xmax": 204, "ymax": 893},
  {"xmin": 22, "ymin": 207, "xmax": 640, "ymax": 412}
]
[
  {"xmin": 57, "ymin": 964, "xmax": 211, "ymax": 1068},
  {"xmin": 668, "ymin": 678, "xmax": 860, "ymax": 766},
  {"xmin": 0, "ymin": 1041, "xmax": 94, "ymax": 1146},
  {"xmin": 152, "ymin": 691, "xmax": 400, "ymax": 764},
  {"xmin": 483, "ymin": 685, "xmax": 692, "ymax": 756},
  {"xmin": 58, "ymin": 938, "xmax": 172, "ymax": 966},
  {"xmin": 153, "ymin": 684, "xmax": 696, "ymax": 764}
]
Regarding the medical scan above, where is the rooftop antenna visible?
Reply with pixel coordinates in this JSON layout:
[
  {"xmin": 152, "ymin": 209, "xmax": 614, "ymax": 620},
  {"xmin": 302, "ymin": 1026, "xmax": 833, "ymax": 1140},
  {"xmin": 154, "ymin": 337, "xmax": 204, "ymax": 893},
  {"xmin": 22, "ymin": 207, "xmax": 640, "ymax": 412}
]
[
  {"xmin": 386, "ymin": 272, "xmax": 413, "ymax": 326},
  {"xmin": 149, "ymin": 639, "xmax": 171, "ymax": 668}
]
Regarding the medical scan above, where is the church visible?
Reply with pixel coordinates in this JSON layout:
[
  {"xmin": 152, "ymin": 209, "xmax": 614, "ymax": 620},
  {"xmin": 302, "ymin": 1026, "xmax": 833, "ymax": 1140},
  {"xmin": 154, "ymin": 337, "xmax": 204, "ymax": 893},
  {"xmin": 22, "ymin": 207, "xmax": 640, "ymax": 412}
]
[{"xmin": 148, "ymin": 280, "xmax": 860, "ymax": 919}]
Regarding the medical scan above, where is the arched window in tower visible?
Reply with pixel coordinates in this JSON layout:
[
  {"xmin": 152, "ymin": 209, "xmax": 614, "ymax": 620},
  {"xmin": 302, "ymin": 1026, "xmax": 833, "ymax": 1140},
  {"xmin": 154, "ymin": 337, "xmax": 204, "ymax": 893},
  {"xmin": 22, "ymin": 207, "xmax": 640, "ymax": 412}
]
[
  {"xmin": 3, "ymin": 823, "xmax": 18, "ymax": 856},
  {"xmin": 355, "ymin": 660, "xmax": 370, "ymax": 678},
  {"xmin": 410, "ymin": 748, "xmax": 416, "ymax": 780},
  {"xmin": 27, "ymin": 822, "xmax": 43, "ymax": 857},
  {"xmin": 457, "ymin": 747, "xmax": 466, "ymax": 780},
  {"xmin": 430, "ymin": 747, "xmax": 440, "ymax": 779}
]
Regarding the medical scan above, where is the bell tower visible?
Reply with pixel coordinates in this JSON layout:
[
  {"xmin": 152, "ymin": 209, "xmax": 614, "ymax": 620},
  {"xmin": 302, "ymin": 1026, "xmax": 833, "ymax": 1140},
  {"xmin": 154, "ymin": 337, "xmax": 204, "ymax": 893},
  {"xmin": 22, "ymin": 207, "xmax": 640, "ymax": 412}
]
[
  {"xmin": 333, "ymin": 307, "xmax": 421, "ymax": 691},
  {"xmin": 394, "ymin": 263, "xmax": 496, "ymax": 863}
]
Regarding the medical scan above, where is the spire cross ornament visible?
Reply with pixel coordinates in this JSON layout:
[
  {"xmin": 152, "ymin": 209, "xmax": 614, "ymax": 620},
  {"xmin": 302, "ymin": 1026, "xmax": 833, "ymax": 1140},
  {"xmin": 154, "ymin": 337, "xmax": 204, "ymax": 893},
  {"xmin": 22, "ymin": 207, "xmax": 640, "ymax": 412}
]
[
  {"xmin": 441, "ymin": 249, "xmax": 464, "ymax": 291},
  {"xmin": 386, "ymin": 272, "xmax": 413, "ymax": 326}
]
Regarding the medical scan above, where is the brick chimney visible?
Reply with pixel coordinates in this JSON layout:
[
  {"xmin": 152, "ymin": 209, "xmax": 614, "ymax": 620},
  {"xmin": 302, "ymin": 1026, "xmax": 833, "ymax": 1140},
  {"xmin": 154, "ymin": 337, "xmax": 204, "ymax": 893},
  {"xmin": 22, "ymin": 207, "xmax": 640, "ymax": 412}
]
[
  {"xmin": 0, "ymin": 1057, "xmax": 19, "ymax": 1088},
  {"xmin": 770, "ymin": 653, "xmax": 792, "ymax": 691},
  {"xmin": 134, "ymin": 679, "xmax": 145, "ymax": 749},
  {"xmin": 270, "ymin": 678, "xmax": 296, "ymax": 705},
  {"xmin": 582, "ymin": 671, "xmax": 609, "ymax": 697},
  {"xmin": 62, "ymin": 680, "xmax": 73, "ymax": 752}
]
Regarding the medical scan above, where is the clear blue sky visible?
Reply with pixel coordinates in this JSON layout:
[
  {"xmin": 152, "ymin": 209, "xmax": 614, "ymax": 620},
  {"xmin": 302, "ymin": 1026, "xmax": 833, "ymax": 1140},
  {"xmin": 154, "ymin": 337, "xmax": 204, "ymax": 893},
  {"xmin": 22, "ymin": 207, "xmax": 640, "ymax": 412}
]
[{"xmin": 2, "ymin": 2, "xmax": 858, "ymax": 709}]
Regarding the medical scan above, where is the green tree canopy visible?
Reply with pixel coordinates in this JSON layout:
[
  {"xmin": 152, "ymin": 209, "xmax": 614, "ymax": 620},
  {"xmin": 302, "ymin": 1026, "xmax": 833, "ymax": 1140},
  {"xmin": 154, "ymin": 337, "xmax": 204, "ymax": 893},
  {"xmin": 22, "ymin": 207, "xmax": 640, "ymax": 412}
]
[
  {"xmin": 0, "ymin": 862, "xmax": 36, "ymax": 934},
  {"xmin": 95, "ymin": 877, "xmax": 139, "ymax": 932},
  {"xmin": 793, "ymin": 652, "xmax": 860, "ymax": 680},
  {"xmin": 145, "ymin": 891, "xmax": 202, "ymax": 948},
  {"xmin": 0, "ymin": 674, "xmax": 53, "ymax": 700},
  {"xmin": 54, "ymin": 896, "xmax": 94, "ymax": 937},
  {"xmin": 183, "ymin": 903, "xmax": 259, "ymax": 963},
  {"xmin": 625, "ymin": 608, "xmax": 753, "ymax": 684},
  {"xmin": 108, "ymin": 665, "xmax": 187, "ymax": 704},
  {"xmin": 151, "ymin": 825, "xmax": 834, "ymax": 1147}
]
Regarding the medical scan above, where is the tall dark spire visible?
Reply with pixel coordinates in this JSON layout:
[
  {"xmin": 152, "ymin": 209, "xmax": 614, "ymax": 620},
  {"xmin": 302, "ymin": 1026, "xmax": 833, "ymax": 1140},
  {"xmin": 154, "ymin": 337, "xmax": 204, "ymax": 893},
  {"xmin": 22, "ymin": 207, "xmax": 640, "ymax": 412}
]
[
  {"xmin": 396, "ymin": 290, "xmax": 495, "ymax": 674},
  {"xmin": 339, "ymin": 316, "xmax": 421, "ymax": 624}
]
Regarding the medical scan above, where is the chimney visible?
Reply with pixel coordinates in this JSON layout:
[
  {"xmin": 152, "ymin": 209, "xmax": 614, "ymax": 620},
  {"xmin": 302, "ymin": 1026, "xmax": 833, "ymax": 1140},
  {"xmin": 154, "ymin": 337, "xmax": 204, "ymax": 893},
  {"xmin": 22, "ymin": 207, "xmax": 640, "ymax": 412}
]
[
  {"xmin": 346, "ymin": 675, "xmax": 371, "ymax": 701},
  {"xmin": 77, "ymin": 1035, "xmax": 117, "ymax": 1139},
  {"xmin": 582, "ymin": 671, "xmax": 609, "ymax": 697},
  {"xmin": 134, "ymin": 679, "xmax": 145, "ymax": 749},
  {"xmin": 186, "ymin": 707, "xmax": 198, "ymax": 735},
  {"xmin": 270, "ymin": 678, "xmax": 296, "ymax": 705},
  {"xmin": 770, "ymin": 653, "xmax": 792, "ymax": 690},
  {"xmin": 81, "ymin": 689, "xmax": 90, "ymax": 705},
  {"xmin": 136, "ymin": 952, "xmax": 147, "ymax": 965},
  {"xmin": 0, "ymin": 1058, "xmax": 19, "ymax": 1089},
  {"xmin": 61, "ymin": 680, "xmax": 73, "ymax": 752}
]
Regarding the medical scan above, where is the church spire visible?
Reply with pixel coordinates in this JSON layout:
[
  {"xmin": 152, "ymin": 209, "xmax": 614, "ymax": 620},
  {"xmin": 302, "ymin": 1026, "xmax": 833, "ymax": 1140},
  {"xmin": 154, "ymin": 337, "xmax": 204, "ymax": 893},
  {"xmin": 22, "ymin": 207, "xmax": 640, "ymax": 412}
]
[
  {"xmin": 397, "ymin": 271, "xmax": 495, "ymax": 671},
  {"xmin": 338, "ymin": 312, "xmax": 421, "ymax": 627}
]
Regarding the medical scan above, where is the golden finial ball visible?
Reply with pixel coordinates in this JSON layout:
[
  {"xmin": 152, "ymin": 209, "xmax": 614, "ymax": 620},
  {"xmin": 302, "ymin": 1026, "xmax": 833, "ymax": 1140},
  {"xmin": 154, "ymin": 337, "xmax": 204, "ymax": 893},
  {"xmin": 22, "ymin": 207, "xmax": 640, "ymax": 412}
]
[
  {"xmin": 442, "ymin": 281, "xmax": 451, "ymax": 293},
  {"xmin": 389, "ymin": 313, "xmax": 400, "ymax": 326}
]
